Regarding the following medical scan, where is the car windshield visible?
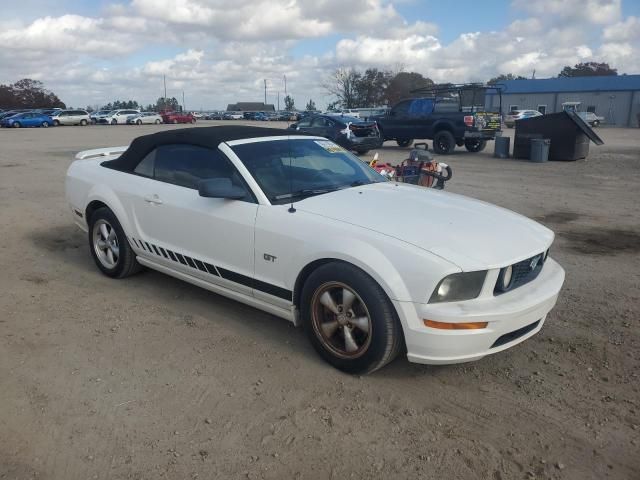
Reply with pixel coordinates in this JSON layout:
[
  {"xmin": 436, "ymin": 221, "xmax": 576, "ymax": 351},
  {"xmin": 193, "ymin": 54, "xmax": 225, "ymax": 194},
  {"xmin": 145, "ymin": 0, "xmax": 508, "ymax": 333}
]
[{"xmin": 231, "ymin": 138, "xmax": 385, "ymax": 205}]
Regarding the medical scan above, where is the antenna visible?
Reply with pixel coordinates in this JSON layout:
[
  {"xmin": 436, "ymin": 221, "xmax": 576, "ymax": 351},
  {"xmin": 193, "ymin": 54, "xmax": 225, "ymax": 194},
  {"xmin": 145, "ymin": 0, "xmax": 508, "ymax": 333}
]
[{"xmin": 287, "ymin": 135, "xmax": 296, "ymax": 213}]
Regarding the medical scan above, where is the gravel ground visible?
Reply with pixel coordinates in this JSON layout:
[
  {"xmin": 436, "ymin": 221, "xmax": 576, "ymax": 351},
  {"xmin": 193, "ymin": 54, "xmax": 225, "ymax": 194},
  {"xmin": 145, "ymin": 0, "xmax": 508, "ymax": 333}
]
[{"xmin": 1, "ymin": 121, "xmax": 638, "ymax": 480}]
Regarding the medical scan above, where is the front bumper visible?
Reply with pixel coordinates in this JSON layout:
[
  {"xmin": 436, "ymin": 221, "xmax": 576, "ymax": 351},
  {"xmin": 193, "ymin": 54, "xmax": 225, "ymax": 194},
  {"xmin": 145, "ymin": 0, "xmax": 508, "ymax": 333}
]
[{"xmin": 395, "ymin": 258, "xmax": 565, "ymax": 365}]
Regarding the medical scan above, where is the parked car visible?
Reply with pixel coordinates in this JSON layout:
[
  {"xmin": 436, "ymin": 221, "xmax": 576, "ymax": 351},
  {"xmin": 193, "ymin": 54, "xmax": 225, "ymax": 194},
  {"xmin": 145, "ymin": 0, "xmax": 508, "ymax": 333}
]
[
  {"xmin": 577, "ymin": 111, "xmax": 604, "ymax": 127},
  {"xmin": 51, "ymin": 109, "xmax": 91, "ymax": 126},
  {"xmin": 372, "ymin": 96, "xmax": 502, "ymax": 154},
  {"xmin": 205, "ymin": 112, "xmax": 225, "ymax": 120},
  {"xmin": 504, "ymin": 110, "xmax": 543, "ymax": 128},
  {"xmin": 161, "ymin": 111, "xmax": 196, "ymax": 124},
  {"xmin": 223, "ymin": 112, "xmax": 244, "ymax": 120},
  {"xmin": 0, "ymin": 109, "xmax": 30, "ymax": 120},
  {"xmin": 65, "ymin": 125, "xmax": 565, "ymax": 374},
  {"xmin": 90, "ymin": 110, "xmax": 112, "ymax": 124},
  {"xmin": 290, "ymin": 114, "xmax": 382, "ymax": 154},
  {"xmin": 1, "ymin": 111, "xmax": 53, "ymax": 128},
  {"xmin": 126, "ymin": 112, "xmax": 163, "ymax": 125},
  {"xmin": 191, "ymin": 112, "xmax": 204, "ymax": 119},
  {"xmin": 99, "ymin": 109, "xmax": 141, "ymax": 125},
  {"xmin": 253, "ymin": 112, "xmax": 269, "ymax": 121},
  {"xmin": 39, "ymin": 108, "xmax": 63, "ymax": 117}
]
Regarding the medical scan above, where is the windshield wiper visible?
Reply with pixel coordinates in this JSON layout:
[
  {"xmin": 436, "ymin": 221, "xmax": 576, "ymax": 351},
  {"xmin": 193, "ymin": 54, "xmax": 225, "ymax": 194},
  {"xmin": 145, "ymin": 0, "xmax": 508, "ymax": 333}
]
[{"xmin": 273, "ymin": 188, "xmax": 337, "ymax": 201}]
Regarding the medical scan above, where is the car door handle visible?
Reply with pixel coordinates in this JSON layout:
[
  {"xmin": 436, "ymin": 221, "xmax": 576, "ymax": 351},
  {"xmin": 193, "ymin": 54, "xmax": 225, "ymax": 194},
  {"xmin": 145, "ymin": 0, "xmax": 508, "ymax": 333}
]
[{"xmin": 143, "ymin": 194, "xmax": 163, "ymax": 205}]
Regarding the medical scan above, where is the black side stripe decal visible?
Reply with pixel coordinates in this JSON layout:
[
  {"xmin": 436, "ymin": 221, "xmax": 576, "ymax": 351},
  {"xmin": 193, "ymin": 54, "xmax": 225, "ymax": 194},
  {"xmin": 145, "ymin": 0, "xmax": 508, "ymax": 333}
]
[{"xmin": 130, "ymin": 237, "xmax": 290, "ymax": 300}]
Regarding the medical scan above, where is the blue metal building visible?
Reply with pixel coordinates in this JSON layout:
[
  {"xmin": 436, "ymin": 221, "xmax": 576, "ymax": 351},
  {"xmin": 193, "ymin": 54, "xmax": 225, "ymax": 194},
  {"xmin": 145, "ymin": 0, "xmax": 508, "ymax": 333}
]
[{"xmin": 485, "ymin": 75, "xmax": 640, "ymax": 127}]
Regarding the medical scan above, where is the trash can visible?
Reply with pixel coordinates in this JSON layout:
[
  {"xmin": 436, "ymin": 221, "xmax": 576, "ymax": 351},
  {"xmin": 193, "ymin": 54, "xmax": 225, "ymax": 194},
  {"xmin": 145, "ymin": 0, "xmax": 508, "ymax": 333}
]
[
  {"xmin": 514, "ymin": 111, "xmax": 603, "ymax": 161},
  {"xmin": 494, "ymin": 136, "xmax": 510, "ymax": 158},
  {"xmin": 530, "ymin": 138, "xmax": 550, "ymax": 162}
]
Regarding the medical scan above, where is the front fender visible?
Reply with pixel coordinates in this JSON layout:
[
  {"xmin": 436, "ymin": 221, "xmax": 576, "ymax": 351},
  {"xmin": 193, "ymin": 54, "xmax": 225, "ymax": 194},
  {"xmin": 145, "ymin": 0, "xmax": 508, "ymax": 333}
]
[{"xmin": 85, "ymin": 184, "xmax": 133, "ymax": 234}]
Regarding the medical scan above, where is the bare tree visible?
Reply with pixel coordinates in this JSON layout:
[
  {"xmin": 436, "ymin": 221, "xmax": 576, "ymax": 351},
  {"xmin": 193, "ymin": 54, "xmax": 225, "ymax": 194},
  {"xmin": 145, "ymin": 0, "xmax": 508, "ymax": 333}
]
[{"xmin": 323, "ymin": 68, "xmax": 362, "ymax": 109}]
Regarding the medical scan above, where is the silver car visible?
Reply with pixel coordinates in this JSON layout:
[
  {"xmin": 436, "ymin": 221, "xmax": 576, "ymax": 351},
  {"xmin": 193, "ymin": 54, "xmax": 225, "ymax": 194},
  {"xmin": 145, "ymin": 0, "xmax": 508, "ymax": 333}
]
[
  {"xmin": 51, "ymin": 109, "xmax": 91, "ymax": 126},
  {"xmin": 126, "ymin": 112, "xmax": 163, "ymax": 125}
]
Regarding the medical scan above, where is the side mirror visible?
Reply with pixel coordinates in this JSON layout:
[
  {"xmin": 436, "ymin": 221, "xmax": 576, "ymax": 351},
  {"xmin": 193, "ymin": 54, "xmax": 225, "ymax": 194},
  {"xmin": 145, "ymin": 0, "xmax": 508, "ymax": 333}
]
[{"xmin": 198, "ymin": 178, "xmax": 246, "ymax": 200}]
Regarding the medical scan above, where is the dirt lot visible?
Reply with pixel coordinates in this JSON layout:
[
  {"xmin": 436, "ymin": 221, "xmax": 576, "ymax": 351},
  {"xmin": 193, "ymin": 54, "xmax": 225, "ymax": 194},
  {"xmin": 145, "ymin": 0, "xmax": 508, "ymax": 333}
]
[{"xmin": 1, "ymin": 121, "xmax": 638, "ymax": 480}]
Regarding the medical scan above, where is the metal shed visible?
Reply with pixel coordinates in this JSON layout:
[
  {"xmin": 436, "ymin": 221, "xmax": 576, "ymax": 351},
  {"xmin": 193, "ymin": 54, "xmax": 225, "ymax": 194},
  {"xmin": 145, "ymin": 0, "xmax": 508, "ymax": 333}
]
[{"xmin": 485, "ymin": 75, "xmax": 640, "ymax": 127}]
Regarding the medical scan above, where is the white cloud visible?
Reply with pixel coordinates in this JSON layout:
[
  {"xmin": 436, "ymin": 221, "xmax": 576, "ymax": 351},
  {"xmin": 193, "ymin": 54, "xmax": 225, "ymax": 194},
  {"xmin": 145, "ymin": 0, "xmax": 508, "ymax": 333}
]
[{"xmin": 0, "ymin": 0, "xmax": 637, "ymax": 110}]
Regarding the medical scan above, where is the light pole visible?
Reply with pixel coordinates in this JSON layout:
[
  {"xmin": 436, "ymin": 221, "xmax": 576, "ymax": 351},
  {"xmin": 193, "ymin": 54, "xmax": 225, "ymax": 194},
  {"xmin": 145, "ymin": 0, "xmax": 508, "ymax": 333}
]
[{"xmin": 284, "ymin": 75, "xmax": 287, "ymax": 97}]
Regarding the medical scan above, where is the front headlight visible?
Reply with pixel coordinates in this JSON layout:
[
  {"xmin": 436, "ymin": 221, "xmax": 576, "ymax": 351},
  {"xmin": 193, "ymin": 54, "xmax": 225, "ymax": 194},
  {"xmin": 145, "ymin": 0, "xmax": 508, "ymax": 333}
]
[{"xmin": 429, "ymin": 271, "xmax": 487, "ymax": 303}]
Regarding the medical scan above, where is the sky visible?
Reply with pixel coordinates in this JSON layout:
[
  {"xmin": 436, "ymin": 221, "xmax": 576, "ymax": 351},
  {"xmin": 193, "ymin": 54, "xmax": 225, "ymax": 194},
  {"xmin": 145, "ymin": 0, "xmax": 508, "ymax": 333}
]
[{"xmin": 1, "ymin": 0, "xmax": 639, "ymax": 110}]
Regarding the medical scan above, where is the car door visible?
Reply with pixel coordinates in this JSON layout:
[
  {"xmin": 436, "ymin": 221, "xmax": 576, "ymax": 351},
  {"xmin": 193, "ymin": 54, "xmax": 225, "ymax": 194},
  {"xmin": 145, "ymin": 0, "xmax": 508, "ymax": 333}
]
[
  {"xmin": 384, "ymin": 100, "xmax": 412, "ymax": 138},
  {"xmin": 309, "ymin": 116, "xmax": 334, "ymax": 139},
  {"xmin": 124, "ymin": 143, "xmax": 259, "ymax": 295}
]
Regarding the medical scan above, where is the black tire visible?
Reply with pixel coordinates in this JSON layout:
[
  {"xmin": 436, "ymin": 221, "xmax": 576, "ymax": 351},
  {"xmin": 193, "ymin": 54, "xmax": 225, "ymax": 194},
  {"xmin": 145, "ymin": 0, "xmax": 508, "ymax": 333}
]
[
  {"xmin": 80, "ymin": 119, "xmax": 88, "ymax": 126},
  {"xmin": 53, "ymin": 120, "xmax": 60, "ymax": 126},
  {"xmin": 355, "ymin": 149, "xmax": 370, "ymax": 155},
  {"xmin": 111, "ymin": 119, "xmax": 117, "ymax": 125},
  {"xmin": 464, "ymin": 139, "xmax": 487, "ymax": 153},
  {"xmin": 12, "ymin": 122, "xmax": 21, "ymax": 128},
  {"xmin": 41, "ymin": 121, "xmax": 50, "ymax": 128},
  {"xmin": 396, "ymin": 138, "xmax": 413, "ymax": 148},
  {"xmin": 91, "ymin": 119, "xmax": 97, "ymax": 125},
  {"xmin": 155, "ymin": 119, "xmax": 161, "ymax": 124},
  {"xmin": 433, "ymin": 130, "xmax": 455, "ymax": 154},
  {"xmin": 88, "ymin": 207, "xmax": 141, "ymax": 279},
  {"xmin": 301, "ymin": 262, "xmax": 403, "ymax": 374},
  {"xmin": 136, "ymin": 119, "xmax": 142, "ymax": 125}
]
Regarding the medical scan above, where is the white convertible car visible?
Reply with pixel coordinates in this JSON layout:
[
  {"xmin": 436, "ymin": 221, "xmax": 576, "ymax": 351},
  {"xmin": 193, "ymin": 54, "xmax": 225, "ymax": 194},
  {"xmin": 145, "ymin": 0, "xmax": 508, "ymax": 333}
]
[{"xmin": 65, "ymin": 126, "xmax": 565, "ymax": 374}]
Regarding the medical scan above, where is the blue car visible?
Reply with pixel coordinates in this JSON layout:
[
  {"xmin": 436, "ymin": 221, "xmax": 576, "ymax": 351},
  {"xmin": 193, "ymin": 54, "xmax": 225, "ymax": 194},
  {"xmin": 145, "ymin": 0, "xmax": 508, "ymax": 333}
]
[{"xmin": 1, "ymin": 111, "xmax": 54, "ymax": 128}]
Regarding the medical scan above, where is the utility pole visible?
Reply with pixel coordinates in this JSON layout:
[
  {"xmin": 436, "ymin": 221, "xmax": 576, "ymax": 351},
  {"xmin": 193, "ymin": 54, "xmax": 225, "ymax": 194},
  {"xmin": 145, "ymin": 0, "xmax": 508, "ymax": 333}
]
[
  {"xmin": 284, "ymin": 75, "xmax": 287, "ymax": 97},
  {"xmin": 182, "ymin": 91, "xmax": 185, "ymax": 112},
  {"xmin": 163, "ymin": 75, "xmax": 167, "ymax": 110},
  {"xmin": 264, "ymin": 79, "xmax": 267, "ymax": 105},
  {"xmin": 277, "ymin": 91, "xmax": 280, "ymax": 111}
]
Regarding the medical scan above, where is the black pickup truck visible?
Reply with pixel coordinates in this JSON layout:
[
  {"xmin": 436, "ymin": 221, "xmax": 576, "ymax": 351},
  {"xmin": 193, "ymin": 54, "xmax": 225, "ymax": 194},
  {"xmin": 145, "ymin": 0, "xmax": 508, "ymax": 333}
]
[{"xmin": 371, "ymin": 92, "xmax": 502, "ymax": 154}]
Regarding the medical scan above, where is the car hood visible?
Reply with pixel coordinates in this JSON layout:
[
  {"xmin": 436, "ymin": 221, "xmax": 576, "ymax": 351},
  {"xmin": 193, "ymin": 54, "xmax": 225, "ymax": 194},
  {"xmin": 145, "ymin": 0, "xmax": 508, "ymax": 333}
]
[{"xmin": 296, "ymin": 182, "xmax": 554, "ymax": 270}]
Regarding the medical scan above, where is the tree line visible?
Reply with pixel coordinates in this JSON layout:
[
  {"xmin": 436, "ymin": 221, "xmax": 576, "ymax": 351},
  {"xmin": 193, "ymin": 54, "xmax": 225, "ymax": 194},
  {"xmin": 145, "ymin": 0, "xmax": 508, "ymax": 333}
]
[{"xmin": 1, "ymin": 62, "xmax": 619, "ymax": 112}]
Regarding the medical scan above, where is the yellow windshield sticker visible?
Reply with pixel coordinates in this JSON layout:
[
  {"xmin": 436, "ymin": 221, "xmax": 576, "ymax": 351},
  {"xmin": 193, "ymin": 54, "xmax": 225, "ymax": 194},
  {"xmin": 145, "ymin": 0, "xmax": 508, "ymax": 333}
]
[{"xmin": 314, "ymin": 140, "xmax": 345, "ymax": 153}]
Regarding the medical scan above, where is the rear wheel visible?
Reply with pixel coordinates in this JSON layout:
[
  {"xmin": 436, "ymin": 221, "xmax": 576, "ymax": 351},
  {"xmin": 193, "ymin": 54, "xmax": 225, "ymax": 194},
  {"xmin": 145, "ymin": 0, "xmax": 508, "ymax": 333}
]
[
  {"xmin": 88, "ymin": 207, "xmax": 141, "ymax": 279},
  {"xmin": 41, "ymin": 121, "xmax": 50, "ymax": 128},
  {"xmin": 111, "ymin": 119, "xmax": 117, "ymax": 125},
  {"xmin": 396, "ymin": 138, "xmax": 413, "ymax": 148},
  {"xmin": 155, "ymin": 119, "xmax": 161, "ymax": 124},
  {"xmin": 301, "ymin": 262, "xmax": 403, "ymax": 374},
  {"xmin": 53, "ymin": 120, "xmax": 60, "ymax": 126},
  {"xmin": 91, "ymin": 118, "xmax": 97, "ymax": 125},
  {"xmin": 433, "ymin": 130, "xmax": 455, "ymax": 154},
  {"xmin": 80, "ymin": 119, "xmax": 88, "ymax": 126},
  {"xmin": 12, "ymin": 122, "xmax": 21, "ymax": 128},
  {"xmin": 136, "ymin": 119, "xmax": 142, "ymax": 125},
  {"xmin": 464, "ymin": 139, "xmax": 487, "ymax": 152}
]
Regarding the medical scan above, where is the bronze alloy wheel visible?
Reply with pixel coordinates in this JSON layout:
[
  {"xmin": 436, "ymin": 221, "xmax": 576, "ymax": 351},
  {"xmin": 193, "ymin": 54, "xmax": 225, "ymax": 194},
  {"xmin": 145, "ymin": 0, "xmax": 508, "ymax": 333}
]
[{"xmin": 311, "ymin": 282, "xmax": 372, "ymax": 359}]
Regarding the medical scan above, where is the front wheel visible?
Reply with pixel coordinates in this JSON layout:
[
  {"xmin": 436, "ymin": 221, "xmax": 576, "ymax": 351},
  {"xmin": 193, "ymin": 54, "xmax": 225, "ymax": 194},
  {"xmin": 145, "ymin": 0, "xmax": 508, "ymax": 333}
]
[
  {"xmin": 53, "ymin": 120, "xmax": 60, "ymax": 126},
  {"xmin": 41, "ymin": 121, "xmax": 50, "ymax": 128},
  {"xmin": 155, "ymin": 119, "xmax": 161, "ymax": 124},
  {"xmin": 464, "ymin": 139, "xmax": 487, "ymax": 152},
  {"xmin": 80, "ymin": 119, "xmax": 88, "ymax": 126},
  {"xmin": 88, "ymin": 208, "xmax": 141, "ymax": 279},
  {"xmin": 111, "ymin": 119, "xmax": 117, "ymax": 125},
  {"xmin": 396, "ymin": 138, "xmax": 413, "ymax": 148},
  {"xmin": 12, "ymin": 122, "xmax": 21, "ymax": 128},
  {"xmin": 136, "ymin": 119, "xmax": 142, "ymax": 125},
  {"xmin": 433, "ymin": 130, "xmax": 456, "ymax": 154},
  {"xmin": 301, "ymin": 262, "xmax": 403, "ymax": 374}
]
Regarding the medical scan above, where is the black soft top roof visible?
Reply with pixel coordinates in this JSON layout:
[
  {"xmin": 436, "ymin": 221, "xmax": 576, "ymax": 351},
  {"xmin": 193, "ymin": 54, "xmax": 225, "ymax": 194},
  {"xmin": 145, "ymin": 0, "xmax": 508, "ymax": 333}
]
[{"xmin": 105, "ymin": 125, "xmax": 292, "ymax": 172}]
